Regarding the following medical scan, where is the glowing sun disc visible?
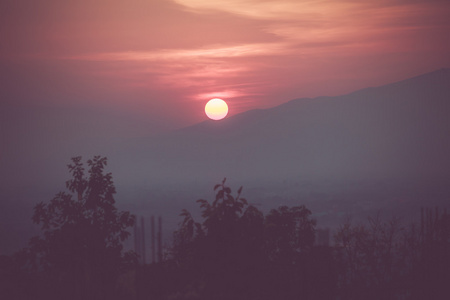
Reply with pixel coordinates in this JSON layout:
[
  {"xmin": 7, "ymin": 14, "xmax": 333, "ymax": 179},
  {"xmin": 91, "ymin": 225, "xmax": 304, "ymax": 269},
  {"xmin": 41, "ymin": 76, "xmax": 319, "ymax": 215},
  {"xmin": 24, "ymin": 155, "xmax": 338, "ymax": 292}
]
[{"xmin": 205, "ymin": 98, "xmax": 228, "ymax": 120}]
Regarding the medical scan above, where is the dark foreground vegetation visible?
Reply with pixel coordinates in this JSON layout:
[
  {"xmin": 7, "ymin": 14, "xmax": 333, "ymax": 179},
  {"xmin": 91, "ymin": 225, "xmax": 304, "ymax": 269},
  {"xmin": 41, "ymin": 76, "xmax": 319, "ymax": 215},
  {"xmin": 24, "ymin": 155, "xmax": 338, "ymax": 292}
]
[{"xmin": 1, "ymin": 157, "xmax": 449, "ymax": 300}]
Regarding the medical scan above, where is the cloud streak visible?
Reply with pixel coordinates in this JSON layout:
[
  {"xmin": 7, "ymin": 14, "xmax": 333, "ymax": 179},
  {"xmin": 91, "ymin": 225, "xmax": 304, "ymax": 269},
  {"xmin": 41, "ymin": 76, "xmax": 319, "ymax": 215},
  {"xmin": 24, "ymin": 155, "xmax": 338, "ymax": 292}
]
[
  {"xmin": 71, "ymin": 42, "xmax": 291, "ymax": 62},
  {"xmin": 65, "ymin": 41, "xmax": 293, "ymax": 105},
  {"xmin": 1, "ymin": 0, "xmax": 449, "ymax": 126}
]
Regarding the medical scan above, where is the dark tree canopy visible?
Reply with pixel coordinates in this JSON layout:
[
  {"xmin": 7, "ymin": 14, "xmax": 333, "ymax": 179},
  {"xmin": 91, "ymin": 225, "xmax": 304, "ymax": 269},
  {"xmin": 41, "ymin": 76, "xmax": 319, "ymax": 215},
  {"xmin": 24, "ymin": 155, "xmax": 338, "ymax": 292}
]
[
  {"xmin": 170, "ymin": 178, "xmax": 319, "ymax": 300},
  {"xmin": 25, "ymin": 156, "xmax": 135, "ymax": 300},
  {"xmin": 8, "ymin": 172, "xmax": 448, "ymax": 300},
  {"xmin": 173, "ymin": 178, "xmax": 263, "ymax": 260},
  {"xmin": 265, "ymin": 205, "xmax": 316, "ymax": 261}
]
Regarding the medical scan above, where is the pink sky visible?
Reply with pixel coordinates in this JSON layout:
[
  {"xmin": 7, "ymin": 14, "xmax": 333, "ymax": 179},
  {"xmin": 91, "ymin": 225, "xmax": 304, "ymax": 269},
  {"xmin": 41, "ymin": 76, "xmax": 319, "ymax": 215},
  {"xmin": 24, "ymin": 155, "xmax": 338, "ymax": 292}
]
[{"xmin": 1, "ymin": 0, "xmax": 449, "ymax": 130}]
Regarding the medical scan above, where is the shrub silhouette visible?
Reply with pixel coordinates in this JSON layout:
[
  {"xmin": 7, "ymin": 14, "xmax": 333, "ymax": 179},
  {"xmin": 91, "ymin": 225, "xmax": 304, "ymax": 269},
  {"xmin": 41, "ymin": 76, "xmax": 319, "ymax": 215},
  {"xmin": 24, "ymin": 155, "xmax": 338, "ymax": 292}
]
[
  {"xmin": 172, "ymin": 178, "xmax": 263, "ymax": 299},
  {"xmin": 334, "ymin": 209, "xmax": 450, "ymax": 300},
  {"xmin": 265, "ymin": 205, "xmax": 316, "ymax": 261},
  {"xmin": 170, "ymin": 179, "xmax": 322, "ymax": 300},
  {"xmin": 22, "ymin": 156, "xmax": 136, "ymax": 300}
]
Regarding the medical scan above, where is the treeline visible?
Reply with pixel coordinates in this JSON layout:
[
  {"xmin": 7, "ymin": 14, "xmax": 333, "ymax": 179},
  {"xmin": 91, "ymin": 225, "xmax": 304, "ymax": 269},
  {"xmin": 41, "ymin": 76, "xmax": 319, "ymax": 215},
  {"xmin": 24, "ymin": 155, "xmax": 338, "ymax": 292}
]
[
  {"xmin": 0, "ymin": 157, "xmax": 449, "ymax": 300},
  {"xmin": 137, "ymin": 179, "xmax": 450, "ymax": 300}
]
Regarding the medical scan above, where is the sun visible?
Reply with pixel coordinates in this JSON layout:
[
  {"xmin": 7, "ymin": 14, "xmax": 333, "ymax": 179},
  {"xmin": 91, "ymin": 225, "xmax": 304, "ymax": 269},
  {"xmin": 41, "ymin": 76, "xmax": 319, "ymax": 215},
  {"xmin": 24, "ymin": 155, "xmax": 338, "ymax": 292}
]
[{"xmin": 205, "ymin": 98, "xmax": 228, "ymax": 120}]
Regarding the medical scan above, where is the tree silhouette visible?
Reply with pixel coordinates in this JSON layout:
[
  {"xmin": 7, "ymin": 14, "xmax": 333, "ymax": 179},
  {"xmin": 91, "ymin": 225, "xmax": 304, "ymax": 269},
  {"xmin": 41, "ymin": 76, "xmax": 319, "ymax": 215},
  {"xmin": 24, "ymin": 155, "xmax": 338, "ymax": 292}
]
[
  {"xmin": 170, "ymin": 179, "xmax": 323, "ymax": 300},
  {"xmin": 171, "ymin": 179, "xmax": 266, "ymax": 299},
  {"xmin": 411, "ymin": 207, "xmax": 450, "ymax": 300},
  {"xmin": 331, "ymin": 212, "xmax": 450, "ymax": 300},
  {"xmin": 261, "ymin": 205, "xmax": 318, "ymax": 300},
  {"xmin": 24, "ymin": 156, "xmax": 135, "ymax": 300},
  {"xmin": 265, "ymin": 205, "xmax": 316, "ymax": 261}
]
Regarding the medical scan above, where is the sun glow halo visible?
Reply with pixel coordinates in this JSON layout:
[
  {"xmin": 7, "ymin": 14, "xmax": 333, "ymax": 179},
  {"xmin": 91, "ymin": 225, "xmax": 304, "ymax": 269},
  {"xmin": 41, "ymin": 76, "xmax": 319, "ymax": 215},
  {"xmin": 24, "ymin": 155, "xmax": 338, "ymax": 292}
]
[{"xmin": 205, "ymin": 98, "xmax": 228, "ymax": 120}]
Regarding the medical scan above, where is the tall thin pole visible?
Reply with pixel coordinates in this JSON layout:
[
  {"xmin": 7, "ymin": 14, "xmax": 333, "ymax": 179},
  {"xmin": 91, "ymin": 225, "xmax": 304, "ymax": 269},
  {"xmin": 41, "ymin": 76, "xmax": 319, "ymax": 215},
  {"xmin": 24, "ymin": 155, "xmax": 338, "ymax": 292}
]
[
  {"xmin": 151, "ymin": 215, "xmax": 155, "ymax": 264},
  {"xmin": 158, "ymin": 216, "xmax": 162, "ymax": 263},
  {"xmin": 134, "ymin": 218, "xmax": 139, "ymax": 257},
  {"xmin": 421, "ymin": 207, "xmax": 424, "ymax": 242},
  {"xmin": 141, "ymin": 216, "xmax": 146, "ymax": 265},
  {"xmin": 134, "ymin": 220, "xmax": 142, "ymax": 263}
]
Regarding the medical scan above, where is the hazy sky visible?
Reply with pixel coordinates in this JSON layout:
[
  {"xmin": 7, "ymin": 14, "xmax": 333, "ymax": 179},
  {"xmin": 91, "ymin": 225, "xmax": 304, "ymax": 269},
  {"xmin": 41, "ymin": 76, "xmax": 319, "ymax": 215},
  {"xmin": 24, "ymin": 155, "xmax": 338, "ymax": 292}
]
[
  {"xmin": 1, "ymin": 0, "xmax": 449, "ymax": 129},
  {"xmin": 1, "ymin": 0, "xmax": 450, "ymax": 256}
]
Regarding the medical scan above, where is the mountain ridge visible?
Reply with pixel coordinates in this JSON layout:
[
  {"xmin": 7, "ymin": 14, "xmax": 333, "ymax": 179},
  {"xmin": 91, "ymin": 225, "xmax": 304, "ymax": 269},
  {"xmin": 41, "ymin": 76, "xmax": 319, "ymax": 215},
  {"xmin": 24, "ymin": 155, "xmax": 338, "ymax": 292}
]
[
  {"xmin": 116, "ymin": 68, "xmax": 450, "ymax": 187},
  {"xmin": 167, "ymin": 68, "xmax": 449, "ymax": 138}
]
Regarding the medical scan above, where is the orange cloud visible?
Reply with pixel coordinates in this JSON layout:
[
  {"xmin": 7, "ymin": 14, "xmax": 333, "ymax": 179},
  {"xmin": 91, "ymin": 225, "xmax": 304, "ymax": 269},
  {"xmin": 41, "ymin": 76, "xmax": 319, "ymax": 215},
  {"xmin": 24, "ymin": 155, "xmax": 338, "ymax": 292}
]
[
  {"xmin": 66, "ymin": 41, "xmax": 293, "ymax": 106},
  {"xmin": 6, "ymin": 0, "xmax": 447, "ymax": 123},
  {"xmin": 71, "ymin": 42, "xmax": 291, "ymax": 62},
  {"xmin": 173, "ymin": 0, "xmax": 450, "ymax": 53}
]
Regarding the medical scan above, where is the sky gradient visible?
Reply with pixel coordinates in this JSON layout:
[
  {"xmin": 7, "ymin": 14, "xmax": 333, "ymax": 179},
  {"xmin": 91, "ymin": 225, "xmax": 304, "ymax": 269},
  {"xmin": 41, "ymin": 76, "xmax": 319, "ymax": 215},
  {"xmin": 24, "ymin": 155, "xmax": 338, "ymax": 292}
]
[{"xmin": 1, "ymin": 0, "xmax": 450, "ymax": 130}]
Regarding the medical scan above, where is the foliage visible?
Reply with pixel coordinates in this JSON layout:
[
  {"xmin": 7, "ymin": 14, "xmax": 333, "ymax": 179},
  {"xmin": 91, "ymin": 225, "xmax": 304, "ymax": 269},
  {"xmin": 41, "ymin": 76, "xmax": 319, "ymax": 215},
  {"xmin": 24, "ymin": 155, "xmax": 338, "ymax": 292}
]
[
  {"xmin": 334, "ymin": 209, "xmax": 450, "ymax": 300},
  {"xmin": 173, "ymin": 178, "xmax": 263, "ymax": 257},
  {"xmin": 23, "ymin": 156, "xmax": 136, "ymax": 300},
  {"xmin": 334, "ymin": 214, "xmax": 405, "ymax": 299},
  {"xmin": 265, "ymin": 205, "xmax": 316, "ymax": 261},
  {"xmin": 170, "ymin": 178, "xmax": 319, "ymax": 300},
  {"xmin": 9, "ymin": 168, "xmax": 449, "ymax": 300}
]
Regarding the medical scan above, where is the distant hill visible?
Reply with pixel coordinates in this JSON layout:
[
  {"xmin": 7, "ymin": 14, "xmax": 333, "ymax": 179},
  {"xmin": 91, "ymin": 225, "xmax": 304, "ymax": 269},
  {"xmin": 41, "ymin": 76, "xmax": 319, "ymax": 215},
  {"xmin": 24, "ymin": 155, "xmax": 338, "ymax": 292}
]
[{"xmin": 117, "ymin": 68, "xmax": 450, "ymax": 187}]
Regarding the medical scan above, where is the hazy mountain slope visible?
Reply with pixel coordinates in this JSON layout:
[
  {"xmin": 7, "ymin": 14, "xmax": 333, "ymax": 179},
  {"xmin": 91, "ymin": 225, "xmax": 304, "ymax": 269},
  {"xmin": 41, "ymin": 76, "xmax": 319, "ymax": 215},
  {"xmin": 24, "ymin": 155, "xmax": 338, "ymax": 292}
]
[{"xmin": 117, "ymin": 68, "xmax": 450, "ymax": 186}]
